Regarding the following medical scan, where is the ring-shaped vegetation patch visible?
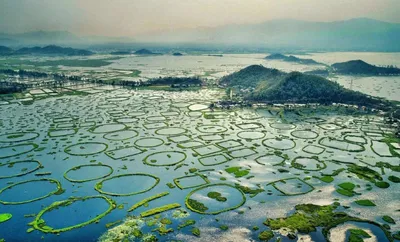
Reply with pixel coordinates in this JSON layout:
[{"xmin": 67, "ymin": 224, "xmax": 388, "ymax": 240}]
[
  {"xmin": 161, "ymin": 111, "xmax": 180, "ymax": 117},
  {"xmin": 48, "ymin": 129, "xmax": 78, "ymax": 137},
  {"xmin": 64, "ymin": 164, "xmax": 113, "ymax": 183},
  {"xmin": 267, "ymin": 177, "xmax": 315, "ymax": 196},
  {"xmin": 318, "ymin": 137, "xmax": 365, "ymax": 152},
  {"xmin": 64, "ymin": 142, "xmax": 108, "ymax": 156},
  {"xmin": 198, "ymin": 134, "xmax": 224, "ymax": 141},
  {"xmin": 103, "ymin": 130, "xmax": 138, "ymax": 141},
  {"xmin": 317, "ymin": 123, "xmax": 343, "ymax": 130},
  {"xmin": 143, "ymin": 122, "xmax": 168, "ymax": 129},
  {"xmin": 134, "ymin": 137, "xmax": 164, "ymax": 148},
  {"xmin": 0, "ymin": 160, "xmax": 42, "ymax": 179},
  {"xmin": 79, "ymin": 121, "xmax": 96, "ymax": 128},
  {"xmin": 236, "ymin": 122, "xmax": 264, "ymax": 130},
  {"xmin": 270, "ymin": 123, "xmax": 296, "ymax": 130},
  {"xmin": 0, "ymin": 178, "xmax": 63, "ymax": 205},
  {"xmin": 255, "ymin": 154, "xmax": 286, "ymax": 166},
  {"xmin": 199, "ymin": 153, "xmax": 232, "ymax": 166},
  {"xmin": 143, "ymin": 151, "xmax": 187, "ymax": 167},
  {"xmin": 0, "ymin": 143, "xmax": 39, "ymax": 159},
  {"xmin": 88, "ymin": 123, "xmax": 127, "ymax": 134},
  {"xmin": 302, "ymin": 145, "xmax": 325, "ymax": 155},
  {"xmin": 344, "ymin": 135, "xmax": 368, "ymax": 145},
  {"xmin": 29, "ymin": 195, "xmax": 116, "ymax": 234},
  {"xmin": 155, "ymin": 127, "xmax": 187, "ymax": 136},
  {"xmin": 237, "ymin": 131, "xmax": 266, "ymax": 140},
  {"xmin": 185, "ymin": 183, "xmax": 246, "ymax": 215},
  {"xmin": 0, "ymin": 132, "xmax": 39, "ymax": 143},
  {"xmin": 290, "ymin": 130, "xmax": 318, "ymax": 139},
  {"xmin": 291, "ymin": 156, "xmax": 327, "ymax": 171},
  {"xmin": 95, "ymin": 173, "xmax": 160, "ymax": 196},
  {"xmin": 146, "ymin": 116, "xmax": 167, "ymax": 122},
  {"xmin": 262, "ymin": 138, "xmax": 296, "ymax": 150},
  {"xmin": 105, "ymin": 146, "xmax": 144, "ymax": 160},
  {"xmin": 174, "ymin": 174, "xmax": 210, "ymax": 190},
  {"xmin": 370, "ymin": 141, "xmax": 394, "ymax": 157},
  {"xmin": 53, "ymin": 117, "xmax": 75, "ymax": 123},
  {"xmin": 56, "ymin": 123, "xmax": 76, "ymax": 129},
  {"xmin": 196, "ymin": 125, "xmax": 228, "ymax": 134},
  {"xmin": 114, "ymin": 117, "xmax": 139, "ymax": 124}
]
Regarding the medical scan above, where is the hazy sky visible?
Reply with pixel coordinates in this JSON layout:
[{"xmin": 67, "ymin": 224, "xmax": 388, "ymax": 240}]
[{"xmin": 1, "ymin": 0, "xmax": 400, "ymax": 37}]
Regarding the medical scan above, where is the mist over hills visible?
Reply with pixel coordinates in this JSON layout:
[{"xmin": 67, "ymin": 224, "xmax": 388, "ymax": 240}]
[{"xmin": 0, "ymin": 18, "xmax": 399, "ymax": 52}]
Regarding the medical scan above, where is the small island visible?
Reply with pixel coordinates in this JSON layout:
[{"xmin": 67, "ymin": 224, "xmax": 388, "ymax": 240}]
[
  {"xmin": 110, "ymin": 51, "xmax": 132, "ymax": 55},
  {"xmin": 134, "ymin": 49, "xmax": 161, "ymax": 55},
  {"xmin": 172, "ymin": 52, "xmax": 183, "ymax": 56},
  {"xmin": 265, "ymin": 53, "xmax": 322, "ymax": 65},
  {"xmin": 331, "ymin": 60, "xmax": 400, "ymax": 75}
]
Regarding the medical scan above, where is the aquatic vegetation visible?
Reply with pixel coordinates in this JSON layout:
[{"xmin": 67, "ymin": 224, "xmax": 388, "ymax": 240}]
[
  {"xmin": 225, "ymin": 166, "xmax": 250, "ymax": 178},
  {"xmin": 235, "ymin": 183, "xmax": 265, "ymax": 197},
  {"xmin": 143, "ymin": 151, "xmax": 186, "ymax": 167},
  {"xmin": 64, "ymin": 142, "xmax": 108, "ymax": 156},
  {"xmin": 258, "ymin": 230, "xmax": 274, "ymax": 241},
  {"xmin": 291, "ymin": 156, "xmax": 327, "ymax": 171},
  {"xmin": 174, "ymin": 174, "xmax": 210, "ymax": 189},
  {"xmin": 348, "ymin": 228, "xmax": 371, "ymax": 242},
  {"xmin": 382, "ymin": 216, "xmax": 395, "ymax": 224},
  {"xmin": 191, "ymin": 227, "xmax": 200, "ymax": 236},
  {"xmin": 0, "ymin": 160, "xmax": 42, "ymax": 179},
  {"xmin": 0, "ymin": 213, "xmax": 12, "ymax": 223},
  {"xmin": 29, "ymin": 195, "xmax": 116, "ymax": 234},
  {"xmin": 95, "ymin": 173, "xmax": 160, "ymax": 196},
  {"xmin": 140, "ymin": 203, "xmax": 181, "ymax": 217},
  {"xmin": 128, "ymin": 192, "xmax": 170, "ymax": 212},
  {"xmin": 354, "ymin": 199, "xmax": 376, "ymax": 206},
  {"xmin": 267, "ymin": 177, "xmax": 315, "ymax": 196},
  {"xmin": 185, "ymin": 184, "xmax": 246, "ymax": 214},
  {"xmin": 0, "ymin": 178, "xmax": 63, "ymax": 205},
  {"xmin": 0, "ymin": 143, "xmax": 39, "ymax": 159},
  {"xmin": 63, "ymin": 164, "xmax": 113, "ymax": 183}
]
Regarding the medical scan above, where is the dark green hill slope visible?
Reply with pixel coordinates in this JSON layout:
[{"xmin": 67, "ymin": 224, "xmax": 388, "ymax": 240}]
[
  {"xmin": 247, "ymin": 72, "xmax": 382, "ymax": 106},
  {"xmin": 13, "ymin": 45, "xmax": 93, "ymax": 56},
  {"xmin": 332, "ymin": 60, "xmax": 400, "ymax": 75},
  {"xmin": 219, "ymin": 65, "xmax": 284, "ymax": 88}
]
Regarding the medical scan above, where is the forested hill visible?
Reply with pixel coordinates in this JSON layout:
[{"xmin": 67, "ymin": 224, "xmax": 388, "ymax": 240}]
[
  {"xmin": 220, "ymin": 65, "xmax": 387, "ymax": 107},
  {"xmin": 332, "ymin": 60, "xmax": 400, "ymax": 75},
  {"xmin": 265, "ymin": 54, "xmax": 322, "ymax": 65},
  {"xmin": 219, "ymin": 65, "xmax": 285, "ymax": 88},
  {"xmin": 0, "ymin": 45, "xmax": 93, "ymax": 56},
  {"xmin": 247, "ymin": 72, "xmax": 383, "ymax": 106}
]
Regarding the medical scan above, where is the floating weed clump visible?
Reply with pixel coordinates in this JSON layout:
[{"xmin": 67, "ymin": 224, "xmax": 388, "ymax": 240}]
[
  {"xmin": 128, "ymin": 192, "xmax": 169, "ymax": 212},
  {"xmin": 0, "ymin": 213, "xmax": 12, "ymax": 223},
  {"xmin": 0, "ymin": 160, "xmax": 42, "ymax": 179}
]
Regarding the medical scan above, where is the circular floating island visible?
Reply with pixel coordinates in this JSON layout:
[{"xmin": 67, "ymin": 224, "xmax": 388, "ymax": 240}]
[
  {"xmin": 0, "ymin": 178, "xmax": 63, "ymax": 205},
  {"xmin": 64, "ymin": 142, "xmax": 108, "ymax": 156},
  {"xmin": 155, "ymin": 127, "xmax": 187, "ymax": 136},
  {"xmin": 89, "ymin": 123, "xmax": 127, "ymax": 133},
  {"xmin": 262, "ymin": 138, "xmax": 296, "ymax": 150},
  {"xmin": 185, "ymin": 184, "xmax": 246, "ymax": 215},
  {"xmin": 0, "ymin": 132, "xmax": 39, "ymax": 143},
  {"xmin": 95, "ymin": 173, "xmax": 160, "ymax": 196},
  {"xmin": 237, "ymin": 131, "xmax": 266, "ymax": 140},
  {"xmin": 291, "ymin": 130, "xmax": 318, "ymax": 139},
  {"xmin": 0, "ymin": 160, "xmax": 43, "ymax": 179},
  {"xmin": 196, "ymin": 125, "xmax": 228, "ymax": 134},
  {"xmin": 64, "ymin": 164, "xmax": 113, "ymax": 183},
  {"xmin": 29, "ymin": 195, "xmax": 116, "ymax": 234},
  {"xmin": 103, "ymin": 130, "xmax": 138, "ymax": 141}
]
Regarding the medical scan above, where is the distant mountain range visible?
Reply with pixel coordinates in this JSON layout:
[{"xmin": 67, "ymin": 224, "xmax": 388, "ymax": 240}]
[
  {"xmin": 135, "ymin": 18, "xmax": 400, "ymax": 51},
  {"xmin": 0, "ymin": 18, "xmax": 399, "ymax": 51},
  {"xmin": 0, "ymin": 45, "xmax": 93, "ymax": 56}
]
